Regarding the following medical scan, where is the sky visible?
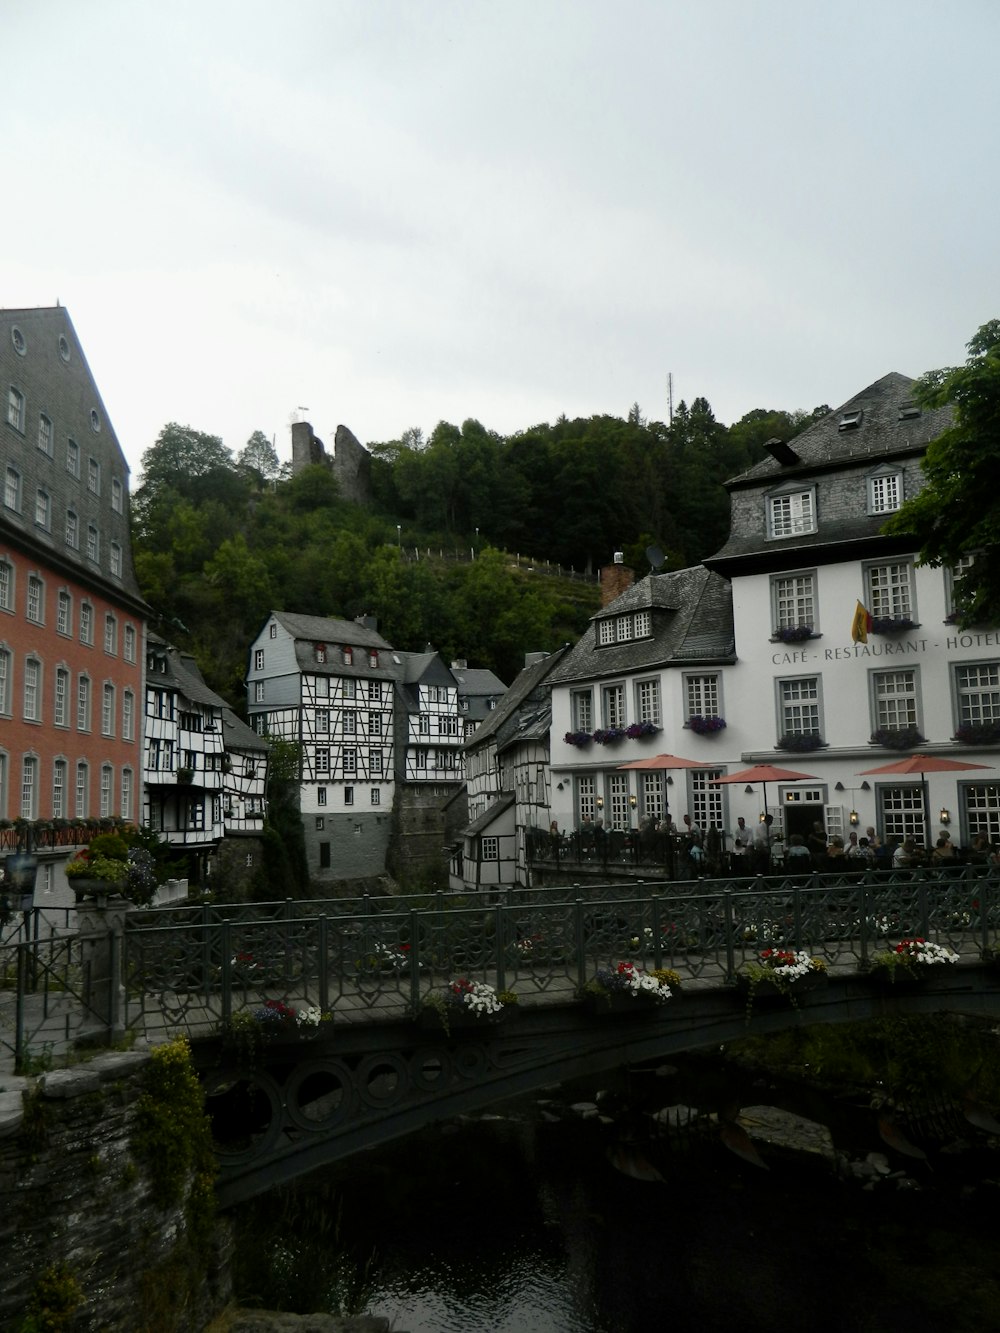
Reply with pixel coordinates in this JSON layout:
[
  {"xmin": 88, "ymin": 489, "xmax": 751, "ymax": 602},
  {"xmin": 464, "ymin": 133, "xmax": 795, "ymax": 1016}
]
[{"xmin": 6, "ymin": 0, "xmax": 998, "ymax": 482}]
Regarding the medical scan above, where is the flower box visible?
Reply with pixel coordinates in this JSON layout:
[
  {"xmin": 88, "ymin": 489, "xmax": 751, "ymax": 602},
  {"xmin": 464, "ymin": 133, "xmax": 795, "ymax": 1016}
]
[
  {"xmin": 866, "ymin": 938, "xmax": 959, "ymax": 987},
  {"xmin": 593, "ymin": 728, "xmax": 627, "ymax": 745},
  {"xmin": 953, "ymin": 723, "xmax": 1000, "ymax": 745},
  {"xmin": 771, "ymin": 625, "xmax": 815, "ymax": 643},
  {"xmin": 564, "ymin": 731, "xmax": 592, "ymax": 748},
  {"xmin": 688, "ymin": 715, "xmax": 726, "ymax": 735},
  {"xmin": 580, "ymin": 962, "xmax": 676, "ymax": 1013},
  {"xmin": 776, "ymin": 734, "xmax": 825, "ymax": 752},
  {"xmin": 870, "ymin": 727, "xmax": 925, "ymax": 750},
  {"xmin": 870, "ymin": 617, "xmax": 919, "ymax": 635}
]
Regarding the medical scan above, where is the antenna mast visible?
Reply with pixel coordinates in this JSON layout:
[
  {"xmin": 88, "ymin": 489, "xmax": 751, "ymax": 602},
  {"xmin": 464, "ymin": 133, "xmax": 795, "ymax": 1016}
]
[{"xmin": 667, "ymin": 372, "xmax": 674, "ymax": 426}]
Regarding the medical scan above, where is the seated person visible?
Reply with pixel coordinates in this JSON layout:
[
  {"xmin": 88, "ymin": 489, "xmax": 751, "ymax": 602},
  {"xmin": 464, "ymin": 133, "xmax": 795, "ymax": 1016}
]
[
  {"xmin": 826, "ymin": 836, "xmax": 846, "ymax": 860},
  {"xmin": 847, "ymin": 836, "xmax": 875, "ymax": 866},
  {"xmin": 931, "ymin": 835, "xmax": 957, "ymax": 863},
  {"xmin": 784, "ymin": 833, "xmax": 812, "ymax": 866},
  {"xmin": 893, "ymin": 838, "xmax": 918, "ymax": 867}
]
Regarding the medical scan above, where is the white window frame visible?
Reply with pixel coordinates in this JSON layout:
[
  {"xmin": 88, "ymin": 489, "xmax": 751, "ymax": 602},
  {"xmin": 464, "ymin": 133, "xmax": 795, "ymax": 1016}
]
[
  {"xmin": 123, "ymin": 689, "xmax": 135, "ymax": 741},
  {"xmin": 635, "ymin": 677, "xmax": 661, "ymax": 726},
  {"xmin": 777, "ymin": 675, "xmax": 822, "ymax": 740},
  {"xmin": 767, "ymin": 487, "xmax": 815, "ymax": 539},
  {"xmin": 80, "ymin": 602, "xmax": 93, "ymax": 644},
  {"xmin": 602, "ymin": 682, "xmax": 626, "ymax": 729},
  {"xmin": 867, "ymin": 468, "xmax": 902, "ymax": 516},
  {"xmin": 7, "ymin": 387, "xmax": 25, "ymax": 433},
  {"xmin": 124, "ymin": 624, "xmax": 136, "ymax": 663},
  {"xmin": 104, "ymin": 614, "xmax": 117, "ymax": 655},
  {"xmin": 102, "ymin": 682, "xmax": 115, "ymax": 736},
  {"xmin": 20, "ymin": 755, "xmax": 38, "ymax": 820},
  {"xmin": 0, "ymin": 649, "xmax": 9, "ymax": 715},
  {"xmin": 26, "ymin": 575, "xmax": 43, "ymax": 624},
  {"xmin": 38, "ymin": 414, "xmax": 53, "ymax": 455},
  {"xmin": 54, "ymin": 667, "xmax": 69, "ymax": 727},
  {"xmin": 75, "ymin": 761, "xmax": 88, "ymax": 818},
  {"xmin": 481, "ymin": 835, "xmax": 499, "ymax": 862},
  {"xmin": 57, "ymin": 590, "xmax": 71, "ymax": 635},
  {"xmin": 23, "ymin": 657, "xmax": 40, "ymax": 721},
  {"xmin": 111, "ymin": 477, "xmax": 124, "ymax": 513},
  {"xmin": 0, "ymin": 560, "xmax": 11, "ymax": 611},
  {"xmin": 685, "ymin": 672, "xmax": 721, "ymax": 721},
  {"xmin": 77, "ymin": 675, "xmax": 91, "ymax": 731},
  {"xmin": 4, "ymin": 466, "xmax": 21, "ymax": 512},
  {"xmin": 35, "ymin": 489, "xmax": 50, "ymax": 530},
  {"xmin": 865, "ymin": 561, "xmax": 914, "ymax": 621},
  {"xmin": 870, "ymin": 667, "xmax": 920, "ymax": 733},
  {"xmin": 66, "ymin": 438, "xmax": 80, "ymax": 477},
  {"xmin": 955, "ymin": 662, "xmax": 1000, "ymax": 729},
  {"xmin": 571, "ymin": 689, "xmax": 593, "ymax": 733},
  {"xmin": 771, "ymin": 571, "xmax": 817, "ymax": 633}
]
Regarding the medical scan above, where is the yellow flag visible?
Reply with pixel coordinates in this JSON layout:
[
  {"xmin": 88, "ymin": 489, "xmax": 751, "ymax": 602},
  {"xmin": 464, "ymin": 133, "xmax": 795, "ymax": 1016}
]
[{"xmin": 851, "ymin": 601, "xmax": 872, "ymax": 644}]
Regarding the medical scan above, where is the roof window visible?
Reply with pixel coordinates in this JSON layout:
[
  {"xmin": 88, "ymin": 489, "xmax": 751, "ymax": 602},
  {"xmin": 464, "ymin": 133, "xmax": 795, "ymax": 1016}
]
[
  {"xmin": 898, "ymin": 403, "xmax": 921, "ymax": 420},
  {"xmin": 838, "ymin": 410, "xmax": 863, "ymax": 432}
]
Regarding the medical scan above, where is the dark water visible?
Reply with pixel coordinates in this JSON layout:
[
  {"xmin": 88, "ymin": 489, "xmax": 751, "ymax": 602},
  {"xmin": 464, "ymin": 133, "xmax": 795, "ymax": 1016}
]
[{"xmin": 232, "ymin": 1059, "xmax": 1000, "ymax": 1333}]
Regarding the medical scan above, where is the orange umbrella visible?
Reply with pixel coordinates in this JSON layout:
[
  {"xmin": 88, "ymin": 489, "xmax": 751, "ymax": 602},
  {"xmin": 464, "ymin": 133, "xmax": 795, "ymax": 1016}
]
[
  {"xmin": 709, "ymin": 763, "xmax": 817, "ymax": 817},
  {"xmin": 616, "ymin": 753, "xmax": 713, "ymax": 772},
  {"xmin": 857, "ymin": 754, "xmax": 992, "ymax": 845}
]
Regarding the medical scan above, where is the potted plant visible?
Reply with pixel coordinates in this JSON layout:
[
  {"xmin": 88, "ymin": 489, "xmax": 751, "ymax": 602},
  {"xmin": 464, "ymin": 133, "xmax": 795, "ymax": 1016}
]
[
  {"xmin": 867, "ymin": 938, "xmax": 959, "ymax": 985},
  {"xmin": 776, "ymin": 733, "xmax": 825, "ymax": 752},
  {"xmin": 65, "ymin": 849, "xmax": 130, "ymax": 901},
  {"xmin": 593, "ymin": 727, "xmax": 627, "ymax": 745},
  {"xmin": 954, "ymin": 723, "xmax": 1000, "ymax": 745},
  {"xmin": 581, "ymin": 961, "xmax": 678, "ymax": 1013},
  {"xmin": 736, "ymin": 948, "xmax": 827, "ymax": 1017},
  {"xmin": 870, "ymin": 726, "xmax": 925, "ymax": 750},
  {"xmin": 625, "ymin": 720, "xmax": 661, "ymax": 739},
  {"xmin": 772, "ymin": 625, "xmax": 815, "ymax": 642},
  {"xmin": 688, "ymin": 715, "xmax": 727, "ymax": 735},
  {"xmin": 870, "ymin": 616, "xmax": 919, "ymax": 634},
  {"xmin": 564, "ymin": 731, "xmax": 593, "ymax": 748},
  {"xmin": 418, "ymin": 978, "xmax": 516, "ymax": 1034}
]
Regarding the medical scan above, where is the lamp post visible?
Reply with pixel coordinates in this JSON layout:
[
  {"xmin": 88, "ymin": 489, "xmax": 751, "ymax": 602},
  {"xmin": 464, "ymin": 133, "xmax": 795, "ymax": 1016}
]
[{"xmin": 396, "ymin": 525, "xmax": 401, "ymax": 550}]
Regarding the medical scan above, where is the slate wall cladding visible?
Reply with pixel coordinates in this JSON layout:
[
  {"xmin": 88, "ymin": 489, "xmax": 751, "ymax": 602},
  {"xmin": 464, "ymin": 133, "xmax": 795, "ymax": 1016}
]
[{"xmin": 0, "ymin": 1052, "xmax": 230, "ymax": 1333}]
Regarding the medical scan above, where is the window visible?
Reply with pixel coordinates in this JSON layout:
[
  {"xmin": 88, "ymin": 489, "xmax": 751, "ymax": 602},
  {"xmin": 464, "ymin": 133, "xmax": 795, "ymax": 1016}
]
[
  {"xmin": 635, "ymin": 678, "xmax": 661, "ymax": 726},
  {"xmin": 598, "ymin": 618, "xmax": 615, "ymax": 646},
  {"xmin": 315, "ymin": 747, "xmax": 330, "ymax": 775},
  {"xmin": 319, "ymin": 842, "xmax": 331, "ymax": 869},
  {"xmin": 482, "ymin": 836, "xmax": 499, "ymax": 862},
  {"xmin": 124, "ymin": 624, "xmax": 136, "ymax": 663},
  {"xmin": 102, "ymin": 683, "xmax": 115, "ymax": 736},
  {"xmin": 602, "ymin": 683, "xmax": 625, "ymax": 728},
  {"xmin": 772, "ymin": 572, "xmax": 816, "ymax": 633},
  {"xmin": 948, "ymin": 556, "xmax": 976, "ymax": 619},
  {"xmin": 576, "ymin": 774, "xmax": 596, "ymax": 825},
  {"xmin": 23, "ymin": 657, "xmax": 40, "ymax": 721},
  {"xmin": 370, "ymin": 711, "xmax": 384, "ymax": 736},
  {"xmin": 572, "ymin": 689, "xmax": 593, "ymax": 733},
  {"xmin": 269, "ymin": 622, "xmax": 277, "ymax": 638},
  {"xmin": 38, "ymin": 414, "xmax": 53, "ymax": 455},
  {"xmin": 778, "ymin": 676, "xmax": 822, "ymax": 739},
  {"xmin": 111, "ymin": 477, "xmax": 123, "ymax": 513},
  {"xmin": 691, "ymin": 767, "xmax": 725, "ymax": 832},
  {"xmin": 57, "ymin": 590, "xmax": 71, "ymax": 635},
  {"xmin": 418, "ymin": 715, "xmax": 428, "ymax": 735},
  {"xmin": 117, "ymin": 688, "xmax": 132, "ymax": 742},
  {"xmin": 964, "ymin": 784, "xmax": 1000, "ymax": 844},
  {"xmin": 768, "ymin": 488, "xmax": 815, "ymax": 539},
  {"xmin": 75, "ymin": 762, "xmax": 88, "ymax": 818},
  {"xmin": 20, "ymin": 756, "xmax": 38, "ymax": 820},
  {"xmin": 87, "ymin": 458, "xmax": 100, "ymax": 494},
  {"xmin": 871, "ymin": 668, "xmax": 919, "ymax": 733},
  {"xmin": 317, "ymin": 787, "xmax": 327, "ymax": 806},
  {"xmin": 65, "ymin": 509, "xmax": 79, "ymax": 549},
  {"xmin": 26, "ymin": 575, "xmax": 43, "ymax": 624},
  {"xmin": 316, "ymin": 708, "xmax": 330, "ymax": 734},
  {"xmin": 110, "ymin": 542, "xmax": 122, "ymax": 577},
  {"xmin": 371, "ymin": 787, "xmax": 381, "ymax": 806},
  {"xmin": 7, "ymin": 387, "xmax": 24, "ymax": 433},
  {"xmin": 344, "ymin": 786, "xmax": 354, "ymax": 806},
  {"xmin": 368, "ymin": 680, "xmax": 380, "ymax": 701},
  {"xmin": 0, "ymin": 560, "xmax": 10, "ymax": 611},
  {"xmin": 4, "ymin": 466, "xmax": 21, "ymax": 511},
  {"xmin": 52, "ymin": 759, "xmax": 67, "ymax": 819},
  {"xmin": 371, "ymin": 752, "xmax": 383, "ymax": 774},
  {"xmin": 342, "ymin": 679, "xmax": 356, "ymax": 700},
  {"xmin": 66, "ymin": 438, "xmax": 79, "ymax": 477},
  {"xmin": 0, "ymin": 752, "xmax": 6, "ymax": 820},
  {"xmin": 35, "ymin": 489, "xmax": 50, "ymax": 529},
  {"xmin": 685, "ymin": 673, "xmax": 720, "ymax": 721},
  {"xmin": 80, "ymin": 602, "xmax": 93, "ymax": 643},
  {"xmin": 879, "ymin": 784, "xmax": 925, "ymax": 845},
  {"xmin": 633, "ymin": 610, "xmax": 651, "ymax": 638},
  {"xmin": 867, "ymin": 470, "xmax": 902, "ymax": 515},
  {"xmin": 254, "ymin": 649, "xmax": 264, "ymax": 670},
  {"xmin": 315, "ymin": 676, "xmax": 329, "ymax": 699},
  {"xmin": 54, "ymin": 667, "xmax": 69, "ymax": 726},
  {"xmin": 254, "ymin": 681, "xmax": 264, "ymax": 703},
  {"xmin": 640, "ymin": 772, "xmax": 663, "ymax": 823},
  {"xmin": 955, "ymin": 663, "xmax": 1000, "ymax": 729},
  {"xmin": 343, "ymin": 712, "xmax": 357, "ymax": 736},
  {"xmin": 368, "ymin": 649, "xmax": 378, "ymax": 668},
  {"xmin": 866, "ymin": 562, "xmax": 913, "ymax": 621},
  {"xmin": 77, "ymin": 675, "xmax": 91, "ymax": 730},
  {"xmin": 104, "ymin": 614, "xmax": 117, "ymax": 655},
  {"xmin": 121, "ymin": 769, "xmax": 133, "ymax": 821},
  {"xmin": 0, "ymin": 649, "xmax": 10, "ymax": 714},
  {"xmin": 415, "ymin": 747, "xmax": 427, "ymax": 770},
  {"xmin": 86, "ymin": 524, "xmax": 99, "ymax": 562},
  {"xmin": 100, "ymin": 765, "xmax": 113, "ymax": 818},
  {"xmin": 343, "ymin": 747, "xmax": 357, "ymax": 774}
]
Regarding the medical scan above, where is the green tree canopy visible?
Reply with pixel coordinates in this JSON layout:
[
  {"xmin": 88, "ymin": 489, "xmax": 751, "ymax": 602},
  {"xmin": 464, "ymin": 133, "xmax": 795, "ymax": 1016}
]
[{"xmin": 884, "ymin": 320, "xmax": 1000, "ymax": 626}]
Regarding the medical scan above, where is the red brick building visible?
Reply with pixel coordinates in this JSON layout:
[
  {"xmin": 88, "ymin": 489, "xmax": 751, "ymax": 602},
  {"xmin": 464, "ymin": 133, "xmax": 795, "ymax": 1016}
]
[{"xmin": 1, "ymin": 307, "xmax": 147, "ymax": 894}]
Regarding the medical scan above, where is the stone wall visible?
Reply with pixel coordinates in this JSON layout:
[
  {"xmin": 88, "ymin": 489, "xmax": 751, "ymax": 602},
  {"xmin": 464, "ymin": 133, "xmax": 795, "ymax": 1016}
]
[
  {"xmin": 289, "ymin": 421, "xmax": 372, "ymax": 508},
  {"xmin": 0, "ymin": 1050, "xmax": 230, "ymax": 1333}
]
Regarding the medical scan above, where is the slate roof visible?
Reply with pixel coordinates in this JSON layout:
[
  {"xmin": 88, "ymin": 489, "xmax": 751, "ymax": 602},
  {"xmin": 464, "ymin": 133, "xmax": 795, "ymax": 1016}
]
[
  {"xmin": 465, "ymin": 791, "xmax": 515, "ymax": 836},
  {"xmin": 466, "ymin": 646, "xmax": 572, "ymax": 751},
  {"xmin": 726, "ymin": 372, "xmax": 952, "ymax": 486},
  {"xmin": 547, "ymin": 566, "xmax": 735, "ymax": 688},
  {"xmin": 271, "ymin": 611, "xmax": 394, "ymax": 652},
  {"xmin": 149, "ymin": 635, "xmax": 269, "ymax": 752},
  {"xmin": 706, "ymin": 372, "xmax": 954, "ymax": 573}
]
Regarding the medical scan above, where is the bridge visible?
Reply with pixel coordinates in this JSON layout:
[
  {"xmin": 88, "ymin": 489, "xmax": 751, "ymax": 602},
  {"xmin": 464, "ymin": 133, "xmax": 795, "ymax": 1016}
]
[{"xmin": 6, "ymin": 865, "xmax": 1000, "ymax": 1205}]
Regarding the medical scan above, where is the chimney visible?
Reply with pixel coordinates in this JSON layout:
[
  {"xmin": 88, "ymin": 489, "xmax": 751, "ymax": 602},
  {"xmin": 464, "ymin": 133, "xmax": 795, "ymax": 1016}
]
[{"xmin": 600, "ymin": 552, "xmax": 635, "ymax": 607}]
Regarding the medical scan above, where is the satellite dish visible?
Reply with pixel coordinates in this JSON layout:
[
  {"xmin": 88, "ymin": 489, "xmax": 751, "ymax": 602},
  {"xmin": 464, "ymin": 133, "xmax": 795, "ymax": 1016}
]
[{"xmin": 646, "ymin": 545, "xmax": 665, "ymax": 571}]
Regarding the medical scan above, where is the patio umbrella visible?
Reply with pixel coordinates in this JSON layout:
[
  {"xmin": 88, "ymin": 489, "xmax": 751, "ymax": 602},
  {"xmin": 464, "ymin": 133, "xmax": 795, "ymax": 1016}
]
[
  {"xmin": 857, "ymin": 754, "xmax": 993, "ymax": 845},
  {"xmin": 709, "ymin": 763, "xmax": 818, "ymax": 819}
]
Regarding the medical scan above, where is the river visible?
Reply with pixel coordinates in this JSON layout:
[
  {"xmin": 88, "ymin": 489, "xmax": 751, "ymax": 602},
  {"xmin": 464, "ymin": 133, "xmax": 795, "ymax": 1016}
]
[{"xmin": 229, "ymin": 1050, "xmax": 1000, "ymax": 1332}]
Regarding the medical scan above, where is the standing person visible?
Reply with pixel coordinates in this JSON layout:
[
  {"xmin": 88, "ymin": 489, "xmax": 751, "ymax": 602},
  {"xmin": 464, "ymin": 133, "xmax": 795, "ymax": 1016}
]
[
  {"xmin": 731, "ymin": 817, "xmax": 753, "ymax": 872},
  {"xmin": 682, "ymin": 814, "xmax": 703, "ymax": 845},
  {"xmin": 751, "ymin": 814, "xmax": 774, "ymax": 874},
  {"xmin": 806, "ymin": 821, "xmax": 828, "ymax": 868}
]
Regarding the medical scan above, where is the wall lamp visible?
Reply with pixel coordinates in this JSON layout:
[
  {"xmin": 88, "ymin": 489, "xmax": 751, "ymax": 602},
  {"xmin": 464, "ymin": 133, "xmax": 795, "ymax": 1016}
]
[
  {"xmin": 629, "ymin": 793, "xmax": 637, "ymax": 809},
  {"xmin": 939, "ymin": 807, "xmax": 951, "ymax": 825},
  {"xmin": 596, "ymin": 795, "xmax": 604, "ymax": 810},
  {"xmin": 860, "ymin": 781, "xmax": 871, "ymax": 791},
  {"xmin": 666, "ymin": 775, "xmax": 674, "ymax": 785},
  {"xmin": 849, "ymin": 810, "xmax": 859, "ymax": 826}
]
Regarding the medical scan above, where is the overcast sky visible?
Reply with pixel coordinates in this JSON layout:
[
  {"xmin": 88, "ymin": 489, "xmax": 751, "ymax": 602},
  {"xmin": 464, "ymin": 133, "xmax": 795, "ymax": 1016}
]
[{"xmin": 7, "ymin": 0, "xmax": 997, "ymax": 481}]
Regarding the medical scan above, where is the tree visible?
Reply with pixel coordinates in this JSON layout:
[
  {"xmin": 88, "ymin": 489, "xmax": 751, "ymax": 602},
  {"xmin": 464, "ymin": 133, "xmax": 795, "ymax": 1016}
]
[
  {"xmin": 138, "ymin": 423, "xmax": 234, "ymax": 491},
  {"xmin": 237, "ymin": 430, "xmax": 281, "ymax": 483},
  {"xmin": 884, "ymin": 320, "xmax": 1000, "ymax": 626}
]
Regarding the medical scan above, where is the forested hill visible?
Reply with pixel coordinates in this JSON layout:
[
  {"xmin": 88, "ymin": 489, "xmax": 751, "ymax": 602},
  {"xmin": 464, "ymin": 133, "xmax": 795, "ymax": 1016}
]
[{"xmin": 131, "ymin": 400, "xmax": 827, "ymax": 710}]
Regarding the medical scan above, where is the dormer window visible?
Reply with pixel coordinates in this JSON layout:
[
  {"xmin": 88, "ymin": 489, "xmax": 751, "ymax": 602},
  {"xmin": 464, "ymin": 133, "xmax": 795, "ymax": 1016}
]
[
  {"xmin": 343, "ymin": 646, "xmax": 353, "ymax": 666},
  {"xmin": 368, "ymin": 649, "xmax": 378, "ymax": 668},
  {"xmin": 839, "ymin": 410, "xmax": 863, "ymax": 432},
  {"xmin": 314, "ymin": 642, "xmax": 326, "ymax": 664},
  {"xmin": 767, "ymin": 487, "xmax": 816, "ymax": 539},
  {"xmin": 867, "ymin": 466, "xmax": 902, "ymax": 515},
  {"xmin": 898, "ymin": 403, "xmax": 921, "ymax": 421}
]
